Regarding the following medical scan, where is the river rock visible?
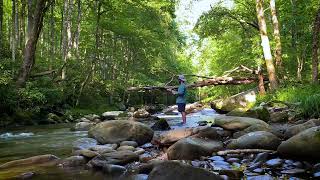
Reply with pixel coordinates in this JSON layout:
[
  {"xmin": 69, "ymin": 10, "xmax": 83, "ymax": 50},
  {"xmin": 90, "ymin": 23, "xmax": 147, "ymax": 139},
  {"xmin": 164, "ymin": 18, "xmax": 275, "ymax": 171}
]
[
  {"xmin": 88, "ymin": 120, "xmax": 154, "ymax": 145},
  {"xmin": 84, "ymin": 114, "xmax": 100, "ymax": 121},
  {"xmin": 192, "ymin": 126, "xmax": 221, "ymax": 140},
  {"xmin": 265, "ymin": 158, "xmax": 283, "ymax": 168},
  {"xmin": 101, "ymin": 111, "xmax": 124, "ymax": 120},
  {"xmin": 126, "ymin": 174, "xmax": 148, "ymax": 180},
  {"xmin": 157, "ymin": 128, "xmax": 194, "ymax": 145},
  {"xmin": 151, "ymin": 118, "xmax": 171, "ymax": 131},
  {"xmin": 61, "ymin": 156, "xmax": 87, "ymax": 167},
  {"xmin": 167, "ymin": 137, "xmax": 223, "ymax": 160},
  {"xmin": 269, "ymin": 111, "xmax": 288, "ymax": 123},
  {"xmin": 90, "ymin": 144, "xmax": 118, "ymax": 154},
  {"xmin": 88, "ymin": 151, "xmax": 139, "ymax": 166},
  {"xmin": 72, "ymin": 138, "xmax": 98, "ymax": 151},
  {"xmin": 284, "ymin": 119, "xmax": 320, "ymax": 139},
  {"xmin": 120, "ymin": 141, "xmax": 138, "ymax": 147},
  {"xmin": 277, "ymin": 126, "xmax": 320, "ymax": 159},
  {"xmin": 102, "ymin": 164, "xmax": 127, "ymax": 175},
  {"xmin": 47, "ymin": 113, "xmax": 63, "ymax": 123},
  {"xmin": 147, "ymin": 161, "xmax": 222, "ymax": 180},
  {"xmin": 133, "ymin": 109, "xmax": 150, "ymax": 118},
  {"xmin": 227, "ymin": 131, "xmax": 281, "ymax": 150},
  {"xmin": 117, "ymin": 145, "xmax": 136, "ymax": 151},
  {"xmin": 214, "ymin": 116, "xmax": 269, "ymax": 131},
  {"xmin": 134, "ymin": 148, "xmax": 145, "ymax": 155},
  {"xmin": 73, "ymin": 149, "xmax": 100, "ymax": 158},
  {"xmin": 0, "ymin": 154, "xmax": 59, "ymax": 169},
  {"xmin": 73, "ymin": 122, "xmax": 95, "ymax": 131},
  {"xmin": 247, "ymin": 175, "xmax": 273, "ymax": 180}
]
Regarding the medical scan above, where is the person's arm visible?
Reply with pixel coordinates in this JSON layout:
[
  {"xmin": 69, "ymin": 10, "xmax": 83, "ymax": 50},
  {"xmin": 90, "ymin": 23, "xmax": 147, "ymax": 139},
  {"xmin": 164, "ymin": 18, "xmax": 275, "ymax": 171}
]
[{"xmin": 167, "ymin": 88, "xmax": 178, "ymax": 95}]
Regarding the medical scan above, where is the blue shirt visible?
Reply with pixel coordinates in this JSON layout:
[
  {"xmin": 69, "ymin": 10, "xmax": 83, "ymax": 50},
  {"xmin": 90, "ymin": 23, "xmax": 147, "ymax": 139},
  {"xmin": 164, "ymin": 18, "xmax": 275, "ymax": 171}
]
[{"xmin": 176, "ymin": 83, "xmax": 187, "ymax": 104}]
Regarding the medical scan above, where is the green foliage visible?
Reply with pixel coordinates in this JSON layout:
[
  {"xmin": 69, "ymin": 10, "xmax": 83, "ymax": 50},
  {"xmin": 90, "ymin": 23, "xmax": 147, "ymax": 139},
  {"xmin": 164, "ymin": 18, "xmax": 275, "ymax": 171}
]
[{"xmin": 256, "ymin": 84, "xmax": 320, "ymax": 118}]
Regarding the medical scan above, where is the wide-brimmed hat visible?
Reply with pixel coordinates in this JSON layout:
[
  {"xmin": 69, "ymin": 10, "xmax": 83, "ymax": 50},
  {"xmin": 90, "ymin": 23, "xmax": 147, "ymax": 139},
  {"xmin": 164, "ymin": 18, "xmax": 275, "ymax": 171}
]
[{"xmin": 178, "ymin": 75, "xmax": 186, "ymax": 82}]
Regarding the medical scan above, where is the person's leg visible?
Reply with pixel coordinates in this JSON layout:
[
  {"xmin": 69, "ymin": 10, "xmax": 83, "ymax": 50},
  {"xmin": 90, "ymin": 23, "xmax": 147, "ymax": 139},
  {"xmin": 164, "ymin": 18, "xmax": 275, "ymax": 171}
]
[{"xmin": 182, "ymin": 111, "xmax": 186, "ymax": 124}]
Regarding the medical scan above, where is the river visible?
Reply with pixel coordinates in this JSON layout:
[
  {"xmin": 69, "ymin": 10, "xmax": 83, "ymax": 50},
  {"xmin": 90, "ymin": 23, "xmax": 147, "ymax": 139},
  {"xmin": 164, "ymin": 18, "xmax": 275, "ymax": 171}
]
[{"xmin": 0, "ymin": 109, "xmax": 218, "ymax": 179}]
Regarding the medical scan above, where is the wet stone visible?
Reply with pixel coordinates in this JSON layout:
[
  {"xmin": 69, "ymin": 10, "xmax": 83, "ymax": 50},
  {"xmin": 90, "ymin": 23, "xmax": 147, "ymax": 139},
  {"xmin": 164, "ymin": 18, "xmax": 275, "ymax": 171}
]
[
  {"xmin": 211, "ymin": 161, "xmax": 231, "ymax": 170},
  {"xmin": 227, "ymin": 158, "xmax": 240, "ymax": 163},
  {"xmin": 265, "ymin": 158, "xmax": 283, "ymax": 168},
  {"xmin": 281, "ymin": 168, "xmax": 306, "ymax": 175},
  {"xmin": 120, "ymin": 141, "xmax": 138, "ymax": 148},
  {"xmin": 252, "ymin": 168, "xmax": 264, "ymax": 174},
  {"xmin": 285, "ymin": 160, "xmax": 294, "ymax": 165},
  {"xmin": 293, "ymin": 161, "xmax": 303, "ymax": 168},
  {"xmin": 241, "ymin": 159, "xmax": 251, "ymax": 164},
  {"xmin": 313, "ymin": 163, "xmax": 320, "ymax": 172},
  {"xmin": 209, "ymin": 156, "xmax": 224, "ymax": 161},
  {"xmin": 314, "ymin": 172, "xmax": 320, "ymax": 178},
  {"xmin": 140, "ymin": 143, "xmax": 153, "ymax": 149},
  {"xmin": 117, "ymin": 145, "xmax": 136, "ymax": 151},
  {"xmin": 134, "ymin": 148, "xmax": 145, "ymax": 155},
  {"xmin": 252, "ymin": 152, "xmax": 269, "ymax": 164},
  {"xmin": 247, "ymin": 175, "xmax": 273, "ymax": 180},
  {"xmin": 191, "ymin": 160, "xmax": 201, "ymax": 167},
  {"xmin": 129, "ymin": 174, "xmax": 148, "ymax": 180}
]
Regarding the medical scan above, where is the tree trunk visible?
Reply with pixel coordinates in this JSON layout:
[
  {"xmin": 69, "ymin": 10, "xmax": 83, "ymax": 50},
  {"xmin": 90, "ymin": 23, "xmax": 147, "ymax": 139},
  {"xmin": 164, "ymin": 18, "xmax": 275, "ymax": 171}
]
[
  {"xmin": 49, "ymin": 0, "xmax": 55, "ymax": 71},
  {"xmin": 20, "ymin": 0, "xmax": 26, "ymax": 48},
  {"xmin": 312, "ymin": 8, "xmax": 320, "ymax": 84},
  {"xmin": 16, "ymin": 0, "xmax": 50, "ymax": 87},
  {"xmin": 61, "ymin": 0, "xmax": 73, "ymax": 80},
  {"xmin": 0, "ymin": 0, "xmax": 3, "ymax": 49},
  {"xmin": 270, "ymin": 0, "xmax": 282, "ymax": 73},
  {"xmin": 27, "ymin": 0, "xmax": 34, "ymax": 43},
  {"xmin": 256, "ymin": 0, "xmax": 278, "ymax": 91},
  {"xmin": 11, "ymin": 0, "xmax": 17, "ymax": 62},
  {"xmin": 74, "ymin": 0, "xmax": 81, "ymax": 59}
]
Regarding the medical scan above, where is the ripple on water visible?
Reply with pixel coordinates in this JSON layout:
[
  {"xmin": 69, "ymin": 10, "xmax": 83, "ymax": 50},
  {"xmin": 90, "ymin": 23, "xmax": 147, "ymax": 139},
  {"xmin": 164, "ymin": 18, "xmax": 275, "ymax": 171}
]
[{"xmin": 0, "ymin": 132, "xmax": 35, "ymax": 139}]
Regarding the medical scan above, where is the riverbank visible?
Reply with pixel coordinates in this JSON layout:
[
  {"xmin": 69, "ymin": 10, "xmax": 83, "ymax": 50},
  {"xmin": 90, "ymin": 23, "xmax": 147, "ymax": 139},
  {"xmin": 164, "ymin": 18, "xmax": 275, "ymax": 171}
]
[{"xmin": 1, "ymin": 107, "xmax": 320, "ymax": 179}]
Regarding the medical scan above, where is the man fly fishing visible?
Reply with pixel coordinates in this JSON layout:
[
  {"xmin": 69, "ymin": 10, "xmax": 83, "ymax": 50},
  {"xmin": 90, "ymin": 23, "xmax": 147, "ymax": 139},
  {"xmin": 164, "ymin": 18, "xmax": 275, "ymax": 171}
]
[{"xmin": 169, "ymin": 75, "xmax": 187, "ymax": 124}]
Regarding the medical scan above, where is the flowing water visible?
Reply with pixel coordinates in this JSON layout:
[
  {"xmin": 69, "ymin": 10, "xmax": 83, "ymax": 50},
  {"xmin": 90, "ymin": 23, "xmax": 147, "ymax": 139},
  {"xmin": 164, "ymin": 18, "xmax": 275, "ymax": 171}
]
[{"xmin": 0, "ymin": 109, "xmax": 218, "ymax": 179}]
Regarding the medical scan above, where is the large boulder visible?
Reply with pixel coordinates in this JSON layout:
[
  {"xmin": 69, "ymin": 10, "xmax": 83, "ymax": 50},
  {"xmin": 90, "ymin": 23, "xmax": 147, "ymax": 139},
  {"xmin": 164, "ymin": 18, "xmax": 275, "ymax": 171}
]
[
  {"xmin": 88, "ymin": 151, "xmax": 139, "ymax": 166},
  {"xmin": 277, "ymin": 126, "xmax": 320, "ymax": 159},
  {"xmin": 0, "ymin": 154, "xmax": 59, "ymax": 169},
  {"xmin": 72, "ymin": 138, "xmax": 98, "ymax": 151},
  {"xmin": 167, "ymin": 137, "xmax": 223, "ymax": 160},
  {"xmin": 211, "ymin": 89, "xmax": 257, "ymax": 113},
  {"xmin": 147, "ymin": 161, "xmax": 222, "ymax": 180},
  {"xmin": 214, "ymin": 116, "xmax": 269, "ymax": 131},
  {"xmin": 227, "ymin": 131, "xmax": 281, "ymax": 150},
  {"xmin": 284, "ymin": 119, "xmax": 320, "ymax": 139},
  {"xmin": 88, "ymin": 120, "xmax": 154, "ymax": 145}
]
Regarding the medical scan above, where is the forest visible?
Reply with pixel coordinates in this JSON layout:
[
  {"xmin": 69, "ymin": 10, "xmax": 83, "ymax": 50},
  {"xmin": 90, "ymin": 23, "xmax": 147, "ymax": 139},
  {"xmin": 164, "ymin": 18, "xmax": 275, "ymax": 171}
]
[{"xmin": 1, "ymin": 0, "xmax": 320, "ymax": 179}]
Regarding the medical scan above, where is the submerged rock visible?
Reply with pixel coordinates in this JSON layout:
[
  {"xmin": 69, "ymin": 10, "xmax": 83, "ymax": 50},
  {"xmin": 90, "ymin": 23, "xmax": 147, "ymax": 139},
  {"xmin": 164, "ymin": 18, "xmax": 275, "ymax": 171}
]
[
  {"xmin": 167, "ymin": 137, "xmax": 223, "ymax": 160},
  {"xmin": 61, "ymin": 156, "xmax": 87, "ymax": 167},
  {"xmin": 277, "ymin": 126, "xmax": 320, "ymax": 159},
  {"xmin": 72, "ymin": 138, "xmax": 98, "ymax": 151},
  {"xmin": 0, "ymin": 154, "xmax": 59, "ymax": 169},
  {"xmin": 88, "ymin": 120, "xmax": 154, "ymax": 145},
  {"xmin": 147, "ymin": 161, "xmax": 223, "ymax": 180},
  {"xmin": 227, "ymin": 131, "xmax": 281, "ymax": 150}
]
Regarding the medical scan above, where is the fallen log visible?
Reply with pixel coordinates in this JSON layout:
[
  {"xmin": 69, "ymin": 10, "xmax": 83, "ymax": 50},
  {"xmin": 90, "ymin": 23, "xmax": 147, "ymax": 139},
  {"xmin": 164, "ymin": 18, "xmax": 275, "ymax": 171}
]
[
  {"xmin": 128, "ymin": 77, "xmax": 258, "ymax": 91},
  {"xmin": 216, "ymin": 149, "xmax": 275, "ymax": 156}
]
